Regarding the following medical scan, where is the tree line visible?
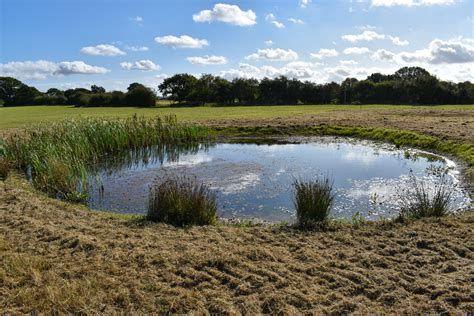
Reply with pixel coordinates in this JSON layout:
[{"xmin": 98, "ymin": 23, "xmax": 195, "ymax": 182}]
[{"xmin": 1, "ymin": 67, "xmax": 473, "ymax": 107}]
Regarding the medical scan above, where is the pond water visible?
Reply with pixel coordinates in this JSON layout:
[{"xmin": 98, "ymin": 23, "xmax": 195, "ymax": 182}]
[{"xmin": 87, "ymin": 137, "xmax": 471, "ymax": 222}]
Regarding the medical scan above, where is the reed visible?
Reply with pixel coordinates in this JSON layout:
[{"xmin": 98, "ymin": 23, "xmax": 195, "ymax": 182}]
[{"xmin": 2, "ymin": 115, "xmax": 212, "ymax": 200}]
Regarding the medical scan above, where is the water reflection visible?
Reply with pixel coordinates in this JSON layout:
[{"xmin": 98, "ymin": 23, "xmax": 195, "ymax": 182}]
[{"xmin": 87, "ymin": 137, "xmax": 471, "ymax": 222}]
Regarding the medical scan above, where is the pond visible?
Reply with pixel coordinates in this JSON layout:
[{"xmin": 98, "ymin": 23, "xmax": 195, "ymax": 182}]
[{"xmin": 87, "ymin": 137, "xmax": 471, "ymax": 222}]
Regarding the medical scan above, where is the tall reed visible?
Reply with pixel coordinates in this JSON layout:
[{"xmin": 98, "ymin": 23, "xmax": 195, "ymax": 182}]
[{"xmin": 2, "ymin": 115, "xmax": 212, "ymax": 200}]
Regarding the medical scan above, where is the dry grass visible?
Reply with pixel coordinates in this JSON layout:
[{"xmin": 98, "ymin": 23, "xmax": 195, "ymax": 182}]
[{"xmin": 1, "ymin": 176, "xmax": 473, "ymax": 314}]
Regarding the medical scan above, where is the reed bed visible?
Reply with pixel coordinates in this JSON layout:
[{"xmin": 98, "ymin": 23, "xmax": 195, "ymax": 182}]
[{"xmin": 1, "ymin": 115, "xmax": 212, "ymax": 200}]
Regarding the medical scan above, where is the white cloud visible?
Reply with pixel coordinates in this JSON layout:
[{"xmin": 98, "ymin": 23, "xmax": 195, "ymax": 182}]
[
  {"xmin": 120, "ymin": 60, "xmax": 160, "ymax": 71},
  {"xmin": 299, "ymin": 0, "xmax": 311, "ymax": 8},
  {"xmin": 125, "ymin": 46, "xmax": 149, "ymax": 52},
  {"xmin": 131, "ymin": 16, "xmax": 143, "ymax": 22},
  {"xmin": 342, "ymin": 30, "xmax": 385, "ymax": 42},
  {"xmin": 186, "ymin": 55, "xmax": 228, "ymax": 65},
  {"xmin": 80, "ymin": 44, "xmax": 126, "ymax": 56},
  {"xmin": 398, "ymin": 38, "xmax": 474, "ymax": 64},
  {"xmin": 245, "ymin": 48, "xmax": 298, "ymax": 61},
  {"xmin": 310, "ymin": 48, "xmax": 339, "ymax": 59},
  {"xmin": 193, "ymin": 3, "xmax": 256, "ymax": 26},
  {"xmin": 155, "ymin": 35, "xmax": 209, "ymax": 49},
  {"xmin": 340, "ymin": 60, "xmax": 359, "ymax": 66},
  {"xmin": 220, "ymin": 61, "xmax": 321, "ymax": 81},
  {"xmin": 371, "ymin": 49, "xmax": 397, "ymax": 61},
  {"xmin": 390, "ymin": 36, "xmax": 410, "ymax": 46},
  {"xmin": 271, "ymin": 21, "xmax": 285, "ymax": 28},
  {"xmin": 288, "ymin": 18, "xmax": 305, "ymax": 24},
  {"xmin": 371, "ymin": 0, "xmax": 457, "ymax": 7},
  {"xmin": 0, "ymin": 60, "xmax": 109, "ymax": 80},
  {"xmin": 343, "ymin": 47, "xmax": 371, "ymax": 54},
  {"xmin": 264, "ymin": 40, "xmax": 274, "ymax": 46},
  {"xmin": 265, "ymin": 13, "xmax": 285, "ymax": 28}
]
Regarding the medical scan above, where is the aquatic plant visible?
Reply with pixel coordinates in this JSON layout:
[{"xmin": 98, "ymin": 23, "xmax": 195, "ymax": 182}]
[
  {"xmin": 398, "ymin": 173, "xmax": 453, "ymax": 219},
  {"xmin": 147, "ymin": 176, "xmax": 217, "ymax": 226},
  {"xmin": 3, "ymin": 115, "xmax": 212, "ymax": 200},
  {"xmin": 293, "ymin": 177, "xmax": 335, "ymax": 228}
]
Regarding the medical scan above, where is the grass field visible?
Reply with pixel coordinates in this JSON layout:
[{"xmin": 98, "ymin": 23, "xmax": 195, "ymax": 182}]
[
  {"xmin": 1, "ymin": 104, "xmax": 473, "ymax": 313},
  {"xmin": 1, "ymin": 104, "xmax": 472, "ymax": 128}
]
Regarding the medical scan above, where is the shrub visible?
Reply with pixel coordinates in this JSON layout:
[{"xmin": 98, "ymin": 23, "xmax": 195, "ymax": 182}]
[
  {"xmin": 398, "ymin": 174, "xmax": 453, "ymax": 219},
  {"xmin": 293, "ymin": 177, "xmax": 335, "ymax": 227},
  {"xmin": 147, "ymin": 176, "xmax": 217, "ymax": 226}
]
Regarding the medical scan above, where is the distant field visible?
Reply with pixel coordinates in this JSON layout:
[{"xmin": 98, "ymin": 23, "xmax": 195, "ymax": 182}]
[{"xmin": 0, "ymin": 104, "xmax": 473, "ymax": 128}]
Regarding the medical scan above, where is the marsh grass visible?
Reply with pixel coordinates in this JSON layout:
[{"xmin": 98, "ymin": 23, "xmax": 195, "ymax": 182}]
[
  {"xmin": 147, "ymin": 176, "xmax": 217, "ymax": 226},
  {"xmin": 293, "ymin": 177, "xmax": 335, "ymax": 228},
  {"xmin": 2, "ymin": 115, "xmax": 212, "ymax": 200},
  {"xmin": 398, "ymin": 173, "xmax": 453, "ymax": 220}
]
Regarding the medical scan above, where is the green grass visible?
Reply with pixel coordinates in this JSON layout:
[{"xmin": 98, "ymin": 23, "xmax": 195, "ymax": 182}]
[
  {"xmin": 1, "ymin": 115, "xmax": 212, "ymax": 200},
  {"xmin": 0, "ymin": 104, "xmax": 472, "ymax": 128}
]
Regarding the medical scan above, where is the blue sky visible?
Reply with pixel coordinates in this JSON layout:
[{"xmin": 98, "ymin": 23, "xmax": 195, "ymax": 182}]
[{"xmin": 1, "ymin": 0, "xmax": 473, "ymax": 91}]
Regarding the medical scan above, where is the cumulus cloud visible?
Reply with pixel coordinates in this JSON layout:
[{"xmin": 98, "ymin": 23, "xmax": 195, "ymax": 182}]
[
  {"xmin": 265, "ymin": 13, "xmax": 285, "ymax": 28},
  {"xmin": 264, "ymin": 40, "xmax": 274, "ymax": 46},
  {"xmin": 310, "ymin": 48, "xmax": 339, "ymax": 59},
  {"xmin": 340, "ymin": 60, "xmax": 359, "ymax": 66},
  {"xmin": 220, "ymin": 61, "xmax": 321, "ymax": 81},
  {"xmin": 342, "ymin": 30, "xmax": 409, "ymax": 47},
  {"xmin": 343, "ymin": 47, "xmax": 371, "ymax": 55},
  {"xmin": 0, "ymin": 60, "xmax": 109, "ymax": 80},
  {"xmin": 245, "ymin": 48, "xmax": 298, "ymax": 61},
  {"xmin": 371, "ymin": 49, "xmax": 397, "ymax": 61},
  {"xmin": 342, "ymin": 30, "xmax": 386, "ymax": 43},
  {"xmin": 398, "ymin": 38, "xmax": 474, "ymax": 64},
  {"xmin": 80, "ymin": 44, "xmax": 126, "ymax": 56},
  {"xmin": 299, "ymin": 0, "xmax": 311, "ymax": 8},
  {"xmin": 125, "ymin": 46, "xmax": 149, "ymax": 52},
  {"xmin": 120, "ymin": 60, "xmax": 160, "ymax": 71},
  {"xmin": 155, "ymin": 35, "xmax": 209, "ymax": 48},
  {"xmin": 390, "ymin": 36, "xmax": 410, "ymax": 46},
  {"xmin": 371, "ymin": 0, "xmax": 457, "ymax": 7},
  {"xmin": 193, "ymin": 3, "xmax": 256, "ymax": 26},
  {"xmin": 186, "ymin": 55, "xmax": 228, "ymax": 65}
]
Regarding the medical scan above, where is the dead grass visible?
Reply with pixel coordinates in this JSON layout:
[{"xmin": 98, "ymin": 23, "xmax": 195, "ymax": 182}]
[{"xmin": 1, "ymin": 175, "xmax": 473, "ymax": 314}]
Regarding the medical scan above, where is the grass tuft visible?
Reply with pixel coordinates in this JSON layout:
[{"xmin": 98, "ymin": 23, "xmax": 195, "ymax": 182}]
[
  {"xmin": 293, "ymin": 177, "xmax": 335, "ymax": 228},
  {"xmin": 147, "ymin": 176, "xmax": 217, "ymax": 226},
  {"xmin": 398, "ymin": 174, "xmax": 454, "ymax": 220}
]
